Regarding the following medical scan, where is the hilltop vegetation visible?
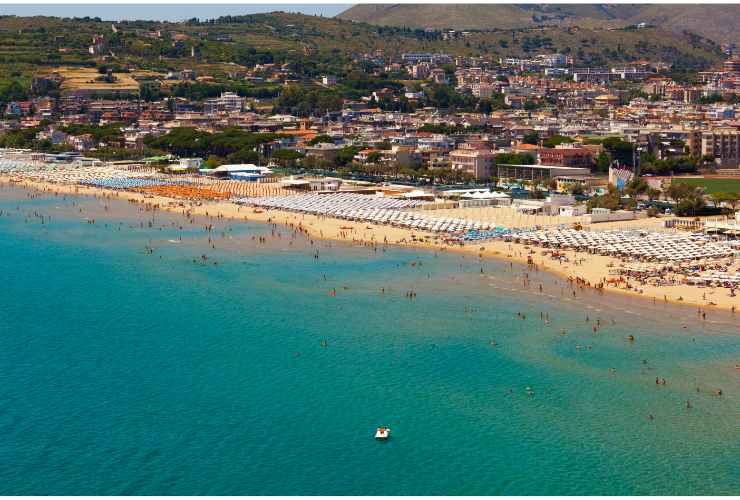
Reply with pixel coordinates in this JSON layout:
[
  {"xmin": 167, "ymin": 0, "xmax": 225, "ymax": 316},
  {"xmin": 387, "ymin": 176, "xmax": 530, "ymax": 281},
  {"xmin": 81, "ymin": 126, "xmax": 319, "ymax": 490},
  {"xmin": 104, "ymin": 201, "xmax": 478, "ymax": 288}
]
[{"xmin": 0, "ymin": 11, "xmax": 725, "ymax": 72}]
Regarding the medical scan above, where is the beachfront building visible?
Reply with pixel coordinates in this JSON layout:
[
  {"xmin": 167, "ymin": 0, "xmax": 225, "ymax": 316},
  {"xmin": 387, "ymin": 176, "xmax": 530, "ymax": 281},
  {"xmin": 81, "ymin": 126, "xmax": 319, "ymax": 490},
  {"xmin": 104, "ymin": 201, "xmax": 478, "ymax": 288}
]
[
  {"xmin": 496, "ymin": 164, "xmax": 590, "ymax": 183},
  {"xmin": 701, "ymin": 128, "xmax": 740, "ymax": 168},
  {"xmin": 559, "ymin": 205, "xmax": 588, "ymax": 216},
  {"xmin": 458, "ymin": 190, "xmax": 512, "ymax": 206},
  {"xmin": 538, "ymin": 145, "xmax": 594, "ymax": 168},
  {"xmin": 555, "ymin": 175, "xmax": 599, "ymax": 193},
  {"xmin": 439, "ymin": 188, "xmax": 512, "ymax": 206},
  {"xmin": 450, "ymin": 147, "xmax": 493, "ymax": 180},
  {"xmin": 512, "ymin": 194, "xmax": 580, "ymax": 215},
  {"xmin": 587, "ymin": 207, "xmax": 637, "ymax": 223},
  {"xmin": 280, "ymin": 177, "xmax": 342, "ymax": 191},
  {"xmin": 304, "ymin": 143, "xmax": 342, "ymax": 163},
  {"xmin": 166, "ymin": 157, "xmax": 202, "ymax": 173},
  {"xmin": 200, "ymin": 164, "xmax": 273, "ymax": 181}
]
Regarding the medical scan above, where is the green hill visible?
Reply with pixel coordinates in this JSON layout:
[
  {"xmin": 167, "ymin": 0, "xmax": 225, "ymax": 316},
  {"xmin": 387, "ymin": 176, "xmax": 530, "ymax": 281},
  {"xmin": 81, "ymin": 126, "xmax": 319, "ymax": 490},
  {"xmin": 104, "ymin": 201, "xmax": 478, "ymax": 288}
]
[{"xmin": 0, "ymin": 10, "xmax": 725, "ymax": 93}]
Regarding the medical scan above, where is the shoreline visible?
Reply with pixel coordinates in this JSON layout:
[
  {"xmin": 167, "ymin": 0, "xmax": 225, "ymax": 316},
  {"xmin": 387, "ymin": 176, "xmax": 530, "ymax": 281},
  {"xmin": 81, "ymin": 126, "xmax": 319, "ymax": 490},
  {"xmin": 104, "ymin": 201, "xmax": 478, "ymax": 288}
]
[{"xmin": 3, "ymin": 174, "xmax": 739, "ymax": 315}]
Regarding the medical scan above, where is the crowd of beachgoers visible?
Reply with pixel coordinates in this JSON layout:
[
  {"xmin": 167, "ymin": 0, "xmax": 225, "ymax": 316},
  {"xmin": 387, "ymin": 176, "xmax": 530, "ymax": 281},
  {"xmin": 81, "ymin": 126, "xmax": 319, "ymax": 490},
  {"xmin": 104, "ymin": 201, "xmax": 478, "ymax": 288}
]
[
  {"xmin": 1, "ymin": 159, "xmax": 739, "ymax": 309},
  {"xmin": 236, "ymin": 193, "xmax": 502, "ymax": 236}
]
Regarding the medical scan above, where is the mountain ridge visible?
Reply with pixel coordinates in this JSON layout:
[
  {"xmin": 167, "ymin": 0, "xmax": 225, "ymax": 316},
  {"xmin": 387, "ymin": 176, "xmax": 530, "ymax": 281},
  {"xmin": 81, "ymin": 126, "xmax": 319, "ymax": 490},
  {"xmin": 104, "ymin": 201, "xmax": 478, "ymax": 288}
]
[{"xmin": 336, "ymin": 4, "xmax": 740, "ymax": 45}]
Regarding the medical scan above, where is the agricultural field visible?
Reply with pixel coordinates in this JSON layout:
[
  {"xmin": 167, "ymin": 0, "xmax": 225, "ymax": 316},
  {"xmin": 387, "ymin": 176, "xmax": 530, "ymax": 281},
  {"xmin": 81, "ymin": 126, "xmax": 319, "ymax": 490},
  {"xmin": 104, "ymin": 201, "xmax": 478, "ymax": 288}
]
[
  {"xmin": 673, "ymin": 177, "xmax": 740, "ymax": 195},
  {"xmin": 44, "ymin": 67, "xmax": 141, "ymax": 95}
]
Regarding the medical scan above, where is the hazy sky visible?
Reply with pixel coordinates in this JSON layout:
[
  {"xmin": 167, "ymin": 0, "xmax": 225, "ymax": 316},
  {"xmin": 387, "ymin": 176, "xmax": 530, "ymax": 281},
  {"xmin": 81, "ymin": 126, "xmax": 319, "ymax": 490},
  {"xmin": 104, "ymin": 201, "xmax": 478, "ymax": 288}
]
[{"xmin": 0, "ymin": 4, "xmax": 351, "ymax": 21}]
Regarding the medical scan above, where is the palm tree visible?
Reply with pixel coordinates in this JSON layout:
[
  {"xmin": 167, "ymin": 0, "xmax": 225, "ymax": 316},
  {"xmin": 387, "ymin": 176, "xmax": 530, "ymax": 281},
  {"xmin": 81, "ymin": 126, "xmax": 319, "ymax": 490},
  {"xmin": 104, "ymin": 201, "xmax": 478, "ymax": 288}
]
[{"xmin": 710, "ymin": 192, "xmax": 729, "ymax": 209}]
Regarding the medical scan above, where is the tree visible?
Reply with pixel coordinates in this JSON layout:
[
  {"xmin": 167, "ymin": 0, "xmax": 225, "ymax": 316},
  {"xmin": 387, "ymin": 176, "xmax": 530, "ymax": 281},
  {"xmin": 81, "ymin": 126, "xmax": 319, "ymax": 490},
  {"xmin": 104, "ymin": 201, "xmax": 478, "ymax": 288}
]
[
  {"xmin": 424, "ymin": 84, "xmax": 478, "ymax": 111},
  {"xmin": 587, "ymin": 184, "xmax": 621, "ymax": 211},
  {"xmin": 700, "ymin": 154, "xmax": 716, "ymax": 168},
  {"xmin": 647, "ymin": 188, "xmax": 661, "ymax": 201},
  {"xmin": 601, "ymin": 137, "xmax": 636, "ymax": 167},
  {"xmin": 725, "ymin": 193, "xmax": 740, "ymax": 211},
  {"xmin": 140, "ymin": 82, "xmax": 165, "ymax": 102},
  {"xmin": 569, "ymin": 183, "xmax": 585, "ymax": 196},
  {"xmin": 366, "ymin": 151, "xmax": 383, "ymax": 164},
  {"xmin": 203, "ymin": 155, "xmax": 222, "ymax": 169},
  {"xmin": 529, "ymin": 186, "xmax": 547, "ymax": 199},
  {"xmin": 144, "ymin": 127, "xmax": 210, "ymax": 157},
  {"xmin": 61, "ymin": 123, "xmax": 125, "ymax": 143},
  {"xmin": 495, "ymin": 152, "xmax": 535, "ymax": 165},
  {"xmin": 698, "ymin": 93, "xmax": 723, "ymax": 105},
  {"xmin": 665, "ymin": 182, "xmax": 693, "ymax": 203},
  {"xmin": 711, "ymin": 192, "xmax": 740, "ymax": 210},
  {"xmin": 542, "ymin": 134, "xmax": 574, "ymax": 148},
  {"xmin": 594, "ymin": 151, "xmax": 611, "ymax": 173},
  {"xmin": 273, "ymin": 85, "xmax": 342, "ymax": 117},
  {"xmin": 665, "ymin": 183, "xmax": 706, "ymax": 216},
  {"xmin": 0, "ymin": 78, "xmax": 30, "ymax": 102},
  {"xmin": 271, "ymin": 149, "xmax": 304, "ymax": 167},
  {"xmin": 0, "ymin": 128, "xmax": 41, "ymax": 149},
  {"xmin": 308, "ymin": 134, "xmax": 334, "ymax": 145},
  {"xmin": 624, "ymin": 177, "xmax": 649, "ymax": 197},
  {"xmin": 336, "ymin": 146, "xmax": 361, "ymax": 167},
  {"xmin": 226, "ymin": 147, "xmax": 259, "ymax": 164},
  {"xmin": 675, "ymin": 195, "xmax": 705, "ymax": 216},
  {"xmin": 522, "ymin": 131, "xmax": 539, "ymax": 145},
  {"xmin": 144, "ymin": 127, "xmax": 276, "ymax": 159},
  {"xmin": 640, "ymin": 156, "xmax": 697, "ymax": 176}
]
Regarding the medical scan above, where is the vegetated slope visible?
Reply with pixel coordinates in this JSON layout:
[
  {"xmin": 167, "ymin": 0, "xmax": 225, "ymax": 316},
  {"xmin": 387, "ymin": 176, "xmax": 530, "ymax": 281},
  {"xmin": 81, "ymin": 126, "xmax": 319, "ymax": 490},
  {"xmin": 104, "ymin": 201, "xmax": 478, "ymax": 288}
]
[
  {"xmin": 0, "ymin": 11, "xmax": 725, "ymax": 77},
  {"xmin": 622, "ymin": 5, "xmax": 740, "ymax": 45},
  {"xmin": 338, "ymin": 4, "xmax": 538, "ymax": 30},
  {"xmin": 337, "ymin": 4, "xmax": 740, "ymax": 44}
]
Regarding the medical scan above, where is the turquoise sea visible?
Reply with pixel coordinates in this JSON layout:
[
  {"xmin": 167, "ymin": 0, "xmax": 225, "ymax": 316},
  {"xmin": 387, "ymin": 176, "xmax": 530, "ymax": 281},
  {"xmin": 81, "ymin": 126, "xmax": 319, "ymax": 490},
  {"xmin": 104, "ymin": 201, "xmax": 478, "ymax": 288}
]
[{"xmin": 0, "ymin": 185, "xmax": 738, "ymax": 495}]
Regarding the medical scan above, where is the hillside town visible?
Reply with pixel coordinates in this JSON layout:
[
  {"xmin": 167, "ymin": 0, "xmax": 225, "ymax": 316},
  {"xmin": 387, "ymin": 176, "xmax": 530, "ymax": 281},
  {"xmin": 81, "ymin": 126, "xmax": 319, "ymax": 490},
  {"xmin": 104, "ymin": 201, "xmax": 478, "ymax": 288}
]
[{"xmin": 5, "ymin": 43, "xmax": 740, "ymax": 212}]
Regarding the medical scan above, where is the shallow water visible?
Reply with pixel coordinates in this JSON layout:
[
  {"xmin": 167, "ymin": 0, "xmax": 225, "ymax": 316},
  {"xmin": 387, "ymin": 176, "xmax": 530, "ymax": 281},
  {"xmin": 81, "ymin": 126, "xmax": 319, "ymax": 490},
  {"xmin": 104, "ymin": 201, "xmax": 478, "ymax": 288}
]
[{"xmin": 0, "ymin": 186, "xmax": 738, "ymax": 495}]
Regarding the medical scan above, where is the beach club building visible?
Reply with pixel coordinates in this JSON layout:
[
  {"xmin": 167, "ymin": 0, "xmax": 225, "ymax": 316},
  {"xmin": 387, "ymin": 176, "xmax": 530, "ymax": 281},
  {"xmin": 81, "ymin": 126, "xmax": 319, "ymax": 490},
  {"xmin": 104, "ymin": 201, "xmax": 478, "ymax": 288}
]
[
  {"xmin": 512, "ymin": 193, "xmax": 581, "ymax": 216},
  {"xmin": 199, "ymin": 164, "xmax": 273, "ymax": 181},
  {"xmin": 496, "ymin": 164, "xmax": 591, "ymax": 183},
  {"xmin": 438, "ymin": 188, "xmax": 512, "ymax": 206}
]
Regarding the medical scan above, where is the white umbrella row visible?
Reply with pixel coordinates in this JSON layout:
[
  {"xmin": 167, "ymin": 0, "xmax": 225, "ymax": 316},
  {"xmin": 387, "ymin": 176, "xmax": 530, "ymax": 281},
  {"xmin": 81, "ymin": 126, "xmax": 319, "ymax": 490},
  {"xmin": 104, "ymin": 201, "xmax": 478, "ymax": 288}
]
[
  {"xmin": 235, "ymin": 194, "xmax": 493, "ymax": 234},
  {"xmin": 513, "ymin": 228, "xmax": 734, "ymax": 261}
]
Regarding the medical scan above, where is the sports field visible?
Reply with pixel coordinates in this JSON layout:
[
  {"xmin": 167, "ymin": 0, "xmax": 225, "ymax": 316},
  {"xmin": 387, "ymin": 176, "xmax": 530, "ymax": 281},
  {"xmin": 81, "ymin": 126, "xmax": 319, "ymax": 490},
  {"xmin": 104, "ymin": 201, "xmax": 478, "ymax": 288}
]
[{"xmin": 672, "ymin": 177, "xmax": 740, "ymax": 195}]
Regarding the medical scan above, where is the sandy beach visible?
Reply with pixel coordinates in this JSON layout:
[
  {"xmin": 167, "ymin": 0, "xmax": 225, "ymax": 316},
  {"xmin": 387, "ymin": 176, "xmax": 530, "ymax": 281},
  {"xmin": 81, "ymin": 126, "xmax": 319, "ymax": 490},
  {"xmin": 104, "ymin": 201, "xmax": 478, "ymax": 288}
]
[{"xmin": 3, "ymin": 173, "xmax": 739, "ymax": 314}]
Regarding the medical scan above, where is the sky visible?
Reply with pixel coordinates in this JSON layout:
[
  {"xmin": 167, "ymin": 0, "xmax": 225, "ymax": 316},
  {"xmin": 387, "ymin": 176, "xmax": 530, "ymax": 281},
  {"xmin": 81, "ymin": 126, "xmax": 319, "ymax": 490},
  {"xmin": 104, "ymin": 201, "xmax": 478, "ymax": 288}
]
[{"xmin": 0, "ymin": 4, "xmax": 351, "ymax": 21}]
